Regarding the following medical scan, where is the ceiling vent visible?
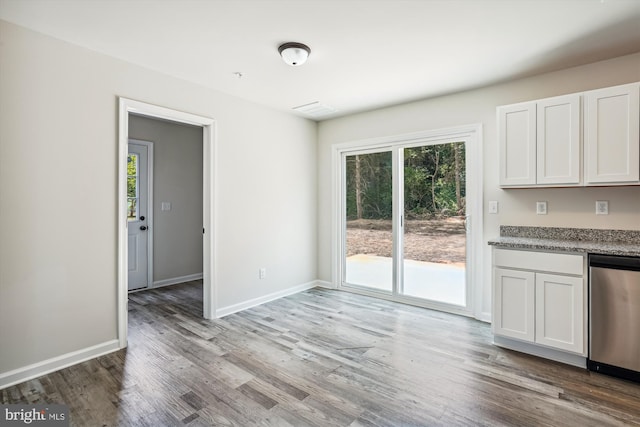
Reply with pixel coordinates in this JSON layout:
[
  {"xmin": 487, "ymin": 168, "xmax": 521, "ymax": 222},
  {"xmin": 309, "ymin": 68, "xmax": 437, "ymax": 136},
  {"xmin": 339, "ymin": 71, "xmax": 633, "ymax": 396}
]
[{"xmin": 292, "ymin": 101, "xmax": 337, "ymax": 119}]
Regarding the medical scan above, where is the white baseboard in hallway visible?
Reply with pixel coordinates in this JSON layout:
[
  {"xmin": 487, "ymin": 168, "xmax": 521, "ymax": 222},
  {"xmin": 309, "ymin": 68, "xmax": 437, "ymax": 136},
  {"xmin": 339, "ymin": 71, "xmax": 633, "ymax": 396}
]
[
  {"xmin": 215, "ymin": 281, "xmax": 319, "ymax": 318},
  {"xmin": 153, "ymin": 273, "xmax": 203, "ymax": 288}
]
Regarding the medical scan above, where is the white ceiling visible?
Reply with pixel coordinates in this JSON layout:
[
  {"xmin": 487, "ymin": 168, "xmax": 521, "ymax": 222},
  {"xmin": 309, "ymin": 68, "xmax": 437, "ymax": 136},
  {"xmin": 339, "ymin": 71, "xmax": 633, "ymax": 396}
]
[{"xmin": 1, "ymin": 0, "xmax": 639, "ymax": 120}]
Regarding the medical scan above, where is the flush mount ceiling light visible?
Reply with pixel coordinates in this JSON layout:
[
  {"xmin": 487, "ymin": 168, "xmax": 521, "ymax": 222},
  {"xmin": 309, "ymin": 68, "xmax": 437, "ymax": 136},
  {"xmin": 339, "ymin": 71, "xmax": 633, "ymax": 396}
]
[{"xmin": 278, "ymin": 42, "xmax": 311, "ymax": 66}]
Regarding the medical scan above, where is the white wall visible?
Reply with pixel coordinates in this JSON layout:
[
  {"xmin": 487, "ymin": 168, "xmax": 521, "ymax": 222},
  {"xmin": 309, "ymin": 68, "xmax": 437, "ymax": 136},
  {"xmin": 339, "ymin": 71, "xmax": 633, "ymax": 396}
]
[
  {"xmin": 129, "ymin": 115, "xmax": 204, "ymax": 284},
  {"xmin": 317, "ymin": 52, "xmax": 640, "ymax": 320},
  {"xmin": 0, "ymin": 20, "xmax": 317, "ymax": 376}
]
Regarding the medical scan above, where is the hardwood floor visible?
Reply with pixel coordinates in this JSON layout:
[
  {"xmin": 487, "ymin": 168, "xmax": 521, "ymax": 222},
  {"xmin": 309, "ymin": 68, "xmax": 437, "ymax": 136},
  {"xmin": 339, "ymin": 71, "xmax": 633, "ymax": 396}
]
[{"xmin": 2, "ymin": 281, "xmax": 639, "ymax": 426}]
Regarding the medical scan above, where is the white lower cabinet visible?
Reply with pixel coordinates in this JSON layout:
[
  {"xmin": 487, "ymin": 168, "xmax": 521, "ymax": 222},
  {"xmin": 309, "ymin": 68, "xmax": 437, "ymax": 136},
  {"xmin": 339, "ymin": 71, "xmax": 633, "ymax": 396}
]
[
  {"xmin": 493, "ymin": 249, "xmax": 586, "ymax": 356},
  {"xmin": 534, "ymin": 273, "xmax": 584, "ymax": 353},
  {"xmin": 494, "ymin": 268, "xmax": 535, "ymax": 341}
]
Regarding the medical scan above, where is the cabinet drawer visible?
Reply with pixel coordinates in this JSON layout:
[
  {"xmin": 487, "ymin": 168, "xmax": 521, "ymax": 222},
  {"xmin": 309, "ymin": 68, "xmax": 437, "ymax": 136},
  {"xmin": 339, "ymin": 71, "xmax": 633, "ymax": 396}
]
[{"xmin": 494, "ymin": 249, "xmax": 583, "ymax": 275}]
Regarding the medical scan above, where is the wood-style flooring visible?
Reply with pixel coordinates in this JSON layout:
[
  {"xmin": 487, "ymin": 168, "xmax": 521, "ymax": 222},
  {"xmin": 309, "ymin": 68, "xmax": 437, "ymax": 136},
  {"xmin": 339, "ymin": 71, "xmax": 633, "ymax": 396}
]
[{"xmin": 2, "ymin": 281, "xmax": 640, "ymax": 426}]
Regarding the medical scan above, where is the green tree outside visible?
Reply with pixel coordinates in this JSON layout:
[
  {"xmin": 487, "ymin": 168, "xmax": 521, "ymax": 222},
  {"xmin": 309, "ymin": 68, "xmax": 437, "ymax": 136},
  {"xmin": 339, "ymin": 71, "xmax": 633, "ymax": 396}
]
[{"xmin": 345, "ymin": 142, "xmax": 465, "ymax": 221}]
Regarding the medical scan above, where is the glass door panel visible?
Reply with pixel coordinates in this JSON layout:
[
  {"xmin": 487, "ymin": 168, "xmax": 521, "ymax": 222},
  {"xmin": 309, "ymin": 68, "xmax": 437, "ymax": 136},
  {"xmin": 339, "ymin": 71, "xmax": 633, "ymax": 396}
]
[
  {"xmin": 344, "ymin": 151, "xmax": 393, "ymax": 292},
  {"xmin": 402, "ymin": 142, "xmax": 466, "ymax": 305}
]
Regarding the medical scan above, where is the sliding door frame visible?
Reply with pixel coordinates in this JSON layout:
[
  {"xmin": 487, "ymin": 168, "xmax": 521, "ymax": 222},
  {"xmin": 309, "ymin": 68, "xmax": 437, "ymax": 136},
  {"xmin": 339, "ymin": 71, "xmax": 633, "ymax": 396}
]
[{"xmin": 331, "ymin": 124, "xmax": 483, "ymax": 318}]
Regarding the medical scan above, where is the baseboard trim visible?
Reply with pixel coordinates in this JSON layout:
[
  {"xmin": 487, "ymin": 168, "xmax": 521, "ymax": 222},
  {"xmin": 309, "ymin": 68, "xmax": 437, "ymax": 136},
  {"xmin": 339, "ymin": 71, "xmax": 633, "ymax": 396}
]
[
  {"xmin": 476, "ymin": 311, "xmax": 492, "ymax": 323},
  {"xmin": 216, "ymin": 281, "xmax": 318, "ymax": 318},
  {"xmin": 315, "ymin": 280, "xmax": 335, "ymax": 289},
  {"xmin": 152, "ymin": 273, "xmax": 203, "ymax": 288},
  {"xmin": 0, "ymin": 339, "xmax": 120, "ymax": 390}
]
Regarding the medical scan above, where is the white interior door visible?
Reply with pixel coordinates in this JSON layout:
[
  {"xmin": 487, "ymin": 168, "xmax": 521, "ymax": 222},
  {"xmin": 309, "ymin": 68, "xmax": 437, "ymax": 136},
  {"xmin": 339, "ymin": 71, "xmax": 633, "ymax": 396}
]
[{"xmin": 128, "ymin": 142, "xmax": 150, "ymax": 290}]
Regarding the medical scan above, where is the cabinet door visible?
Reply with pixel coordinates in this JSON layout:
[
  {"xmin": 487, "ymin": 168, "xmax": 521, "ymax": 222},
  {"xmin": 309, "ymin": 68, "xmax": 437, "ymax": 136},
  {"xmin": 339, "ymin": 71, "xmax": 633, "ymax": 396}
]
[
  {"xmin": 536, "ymin": 94, "xmax": 581, "ymax": 185},
  {"xmin": 498, "ymin": 102, "xmax": 536, "ymax": 186},
  {"xmin": 494, "ymin": 268, "xmax": 535, "ymax": 342},
  {"xmin": 535, "ymin": 273, "xmax": 584, "ymax": 354},
  {"xmin": 584, "ymin": 83, "xmax": 640, "ymax": 185}
]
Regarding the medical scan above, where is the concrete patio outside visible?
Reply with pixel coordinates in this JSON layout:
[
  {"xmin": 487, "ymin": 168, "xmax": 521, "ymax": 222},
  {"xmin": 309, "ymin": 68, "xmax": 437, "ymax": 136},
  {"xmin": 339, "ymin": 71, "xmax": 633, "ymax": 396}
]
[{"xmin": 345, "ymin": 254, "xmax": 466, "ymax": 306}]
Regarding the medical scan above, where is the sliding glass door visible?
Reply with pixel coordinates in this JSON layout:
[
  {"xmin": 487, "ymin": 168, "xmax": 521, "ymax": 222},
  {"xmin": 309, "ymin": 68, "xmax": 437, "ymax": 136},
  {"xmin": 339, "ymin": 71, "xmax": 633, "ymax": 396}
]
[
  {"xmin": 344, "ymin": 150, "xmax": 393, "ymax": 292},
  {"xmin": 341, "ymin": 140, "xmax": 470, "ymax": 312},
  {"xmin": 401, "ymin": 143, "xmax": 466, "ymax": 306}
]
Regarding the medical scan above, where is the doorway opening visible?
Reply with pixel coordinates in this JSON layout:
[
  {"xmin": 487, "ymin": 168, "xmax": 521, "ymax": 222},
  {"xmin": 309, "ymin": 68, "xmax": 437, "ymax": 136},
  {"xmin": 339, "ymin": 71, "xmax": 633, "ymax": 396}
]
[
  {"xmin": 117, "ymin": 98, "xmax": 216, "ymax": 349},
  {"xmin": 332, "ymin": 125, "xmax": 483, "ymax": 317}
]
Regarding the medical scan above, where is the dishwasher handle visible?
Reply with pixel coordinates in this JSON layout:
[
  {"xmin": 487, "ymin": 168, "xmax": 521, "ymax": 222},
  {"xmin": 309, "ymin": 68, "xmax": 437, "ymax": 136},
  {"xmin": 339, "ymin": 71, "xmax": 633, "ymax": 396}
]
[{"xmin": 590, "ymin": 254, "xmax": 640, "ymax": 271}]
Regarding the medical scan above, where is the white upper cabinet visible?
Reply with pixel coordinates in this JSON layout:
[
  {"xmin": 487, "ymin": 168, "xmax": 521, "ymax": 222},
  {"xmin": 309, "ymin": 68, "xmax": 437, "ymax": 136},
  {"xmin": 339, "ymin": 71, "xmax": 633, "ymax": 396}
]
[
  {"xmin": 498, "ymin": 94, "xmax": 581, "ymax": 187},
  {"xmin": 498, "ymin": 102, "xmax": 536, "ymax": 186},
  {"xmin": 498, "ymin": 82, "xmax": 639, "ymax": 188},
  {"xmin": 536, "ymin": 95, "xmax": 581, "ymax": 185},
  {"xmin": 584, "ymin": 83, "xmax": 640, "ymax": 185}
]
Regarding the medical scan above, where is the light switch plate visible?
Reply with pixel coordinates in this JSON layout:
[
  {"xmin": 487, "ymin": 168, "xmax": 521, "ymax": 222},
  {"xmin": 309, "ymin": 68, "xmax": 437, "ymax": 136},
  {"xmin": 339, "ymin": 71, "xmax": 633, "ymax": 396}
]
[
  {"xmin": 596, "ymin": 200, "xmax": 609, "ymax": 215},
  {"xmin": 488, "ymin": 201, "xmax": 498, "ymax": 214},
  {"xmin": 536, "ymin": 201, "xmax": 547, "ymax": 215}
]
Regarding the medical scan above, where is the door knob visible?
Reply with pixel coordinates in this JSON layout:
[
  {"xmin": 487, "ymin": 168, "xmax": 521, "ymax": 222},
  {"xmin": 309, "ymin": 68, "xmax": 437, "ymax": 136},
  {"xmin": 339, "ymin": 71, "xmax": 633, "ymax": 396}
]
[{"xmin": 140, "ymin": 226, "xmax": 147, "ymax": 231}]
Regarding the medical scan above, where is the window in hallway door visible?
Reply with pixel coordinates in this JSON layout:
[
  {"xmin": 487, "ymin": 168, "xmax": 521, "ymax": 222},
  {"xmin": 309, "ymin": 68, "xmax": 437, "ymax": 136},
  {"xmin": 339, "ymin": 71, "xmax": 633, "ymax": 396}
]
[{"xmin": 127, "ymin": 153, "xmax": 139, "ymax": 221}]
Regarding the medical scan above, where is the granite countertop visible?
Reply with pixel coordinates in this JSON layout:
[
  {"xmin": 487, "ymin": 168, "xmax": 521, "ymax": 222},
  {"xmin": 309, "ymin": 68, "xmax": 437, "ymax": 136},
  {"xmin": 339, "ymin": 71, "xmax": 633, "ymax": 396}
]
[{"xmin": 488, "ymin": 226, "xmax": 640, "ymax": 257}]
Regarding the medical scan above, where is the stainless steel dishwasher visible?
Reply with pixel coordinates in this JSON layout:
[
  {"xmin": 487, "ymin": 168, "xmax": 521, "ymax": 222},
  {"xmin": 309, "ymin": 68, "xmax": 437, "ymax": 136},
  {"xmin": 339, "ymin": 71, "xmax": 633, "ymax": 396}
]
[{"xmin": 588, "ymin": 254, "xmax": 640, "ymax": 383}]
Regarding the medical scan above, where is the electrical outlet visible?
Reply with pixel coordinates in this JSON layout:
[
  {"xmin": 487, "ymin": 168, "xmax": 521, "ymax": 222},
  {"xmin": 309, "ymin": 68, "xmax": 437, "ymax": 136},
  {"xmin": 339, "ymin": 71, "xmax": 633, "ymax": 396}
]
[
  {"xmin": 536, "ymin": 201, "xmax": 547, "ymax": 215},
  {"xmin": 259, "ymin": 268, "xmax": 266, "ymax": 279},
  {"xmin": 596, "ymin": 200, "xmax": 609, "ymax": 215},
  {"xmin": 488, "ymin": 201, "xmax": 499, "ymax": 214}
]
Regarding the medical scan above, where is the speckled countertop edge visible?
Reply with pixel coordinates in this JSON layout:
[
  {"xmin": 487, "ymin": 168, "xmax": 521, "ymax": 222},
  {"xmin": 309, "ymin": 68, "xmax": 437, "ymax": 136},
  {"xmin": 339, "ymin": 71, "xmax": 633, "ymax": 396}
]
[{"xmin": 488, "ymin": 226, "xmax": 640, "ymax": 257}]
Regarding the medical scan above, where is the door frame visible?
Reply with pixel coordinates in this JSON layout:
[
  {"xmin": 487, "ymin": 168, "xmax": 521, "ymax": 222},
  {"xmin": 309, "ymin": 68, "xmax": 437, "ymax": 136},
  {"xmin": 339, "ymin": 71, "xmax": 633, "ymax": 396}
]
[
  {"xmin": 330, "ymin": 124, "xmax": 484, "ymax": 319},
  {"xmin": 127, "ymin": 139, "xmax": 154, "ymax": 290},
  {"xmin": 117, "ymin": 97, "xmax": 217, "ymax": 349}
]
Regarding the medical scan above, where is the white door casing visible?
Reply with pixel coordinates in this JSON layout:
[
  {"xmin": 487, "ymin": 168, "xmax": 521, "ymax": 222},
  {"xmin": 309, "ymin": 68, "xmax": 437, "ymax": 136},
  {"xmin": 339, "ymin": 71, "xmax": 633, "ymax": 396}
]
[
  {"xmin": 118, "ymin": 98, "xmax": 216, "ymax": 350},
  {"xmin": 127, "ymin": 141, "xmax": 153, "ymax": 290}
]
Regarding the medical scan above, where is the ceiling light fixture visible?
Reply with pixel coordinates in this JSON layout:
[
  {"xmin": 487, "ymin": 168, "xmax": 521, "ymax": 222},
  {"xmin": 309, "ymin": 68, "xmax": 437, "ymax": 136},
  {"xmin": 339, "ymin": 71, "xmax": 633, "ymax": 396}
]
[{"xmin": 278, "ymin": 42, "xmax": 311, "ymax": 66}]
